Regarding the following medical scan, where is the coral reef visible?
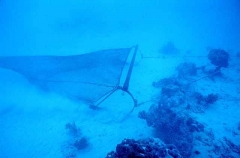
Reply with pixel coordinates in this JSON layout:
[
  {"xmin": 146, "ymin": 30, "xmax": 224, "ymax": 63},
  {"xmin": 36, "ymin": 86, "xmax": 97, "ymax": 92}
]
[
  {"xmin": 152, "ymin": 76, "xmax": 187, "ymax": 108},
  {"xmin": 176, "ymin": 62, "xmax": 197, "ymax": 78},
  {"xmin": 106, "ymin": 138, "xmax": 183, "ymax": 158},
  {"xmin": 62, "ymin": 122, "xmax": 89, "ymax": 158},
  {"xmin": 192, "ymin": 92, "xmax": 218, "ymax": 105},
  {"xmin": 188, "ymin": 92, "xmax": 219, "ymax": 113},
  {"xmin": 160, "ymin": 41, "xmax": 179, "ymax": 55},
  {"xmin": 210, "ymin": 137, "xmax": 240, "ymax": 157},
  {"xmin": 65, "ymin": 122, "xmax": 81, "ymax": 137},
  {"xmin": 73, "ymin": 137, "xmax": 89, "ymax": 150},
  {"xmin": 204, "ymin": 93, "xmax": 218, "ymax": 104},
  {"xmin": 160, "ymin": 84, "xmax": 186, "ymax": 107},
  {"xmin": 208, "ymin": 49, "xmax": 229, "ymax": 69},
  {"xmin": 139, "ymin": 104, "xmax": 204, "ymax": 157},
  {"xmin": 149, "ymin": 51, "xmax": 240, "ymax": 157},
  {"xmin": 152, "ymin": 76, "xmax": 181, "ymax": 89}
]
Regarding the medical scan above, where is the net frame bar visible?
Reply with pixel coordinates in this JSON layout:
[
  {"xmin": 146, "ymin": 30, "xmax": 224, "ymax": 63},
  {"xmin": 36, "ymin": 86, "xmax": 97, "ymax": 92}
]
[{"xmin": 92, "ymin": 45, "xmax": 138, "ymax": 108}]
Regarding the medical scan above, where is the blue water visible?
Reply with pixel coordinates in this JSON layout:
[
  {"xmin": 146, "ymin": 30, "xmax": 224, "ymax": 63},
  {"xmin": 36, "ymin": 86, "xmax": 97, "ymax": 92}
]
[{"xmin": 0, "ymin": 1, "xmax": 240, "ymax": 158}]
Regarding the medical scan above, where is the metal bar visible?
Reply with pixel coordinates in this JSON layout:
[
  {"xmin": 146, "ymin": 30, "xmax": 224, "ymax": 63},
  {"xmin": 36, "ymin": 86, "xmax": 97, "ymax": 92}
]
[{"xmin": 123, "ymin": 45, "xmax": 138, "ymax": 91}]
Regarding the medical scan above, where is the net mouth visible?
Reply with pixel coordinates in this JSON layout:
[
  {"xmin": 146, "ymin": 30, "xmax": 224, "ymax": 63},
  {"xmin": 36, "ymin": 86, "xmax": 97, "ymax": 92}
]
[{"xmin": 0, "ymin": 46, "xmax": 138, "ymax": 112}]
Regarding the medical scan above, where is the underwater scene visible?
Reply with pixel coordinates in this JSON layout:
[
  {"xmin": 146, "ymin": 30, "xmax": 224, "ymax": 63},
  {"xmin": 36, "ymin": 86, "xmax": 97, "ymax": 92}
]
[{"xmin": 0, "ymin": 1, "xmax": 240, "ymax": 158}]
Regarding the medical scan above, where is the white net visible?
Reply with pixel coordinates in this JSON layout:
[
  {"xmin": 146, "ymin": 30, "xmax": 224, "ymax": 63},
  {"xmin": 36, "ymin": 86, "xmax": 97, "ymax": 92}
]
[{"xmin": 0, "ymin": 47, "xmax": 136, "ymax": 106}]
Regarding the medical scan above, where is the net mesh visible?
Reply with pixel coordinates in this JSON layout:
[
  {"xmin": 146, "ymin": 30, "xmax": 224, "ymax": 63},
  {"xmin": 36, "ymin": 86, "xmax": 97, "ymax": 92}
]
[{"xmin": 0, "ymin": 47, "xmax": 133, "ymax": 105}]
